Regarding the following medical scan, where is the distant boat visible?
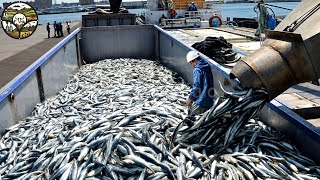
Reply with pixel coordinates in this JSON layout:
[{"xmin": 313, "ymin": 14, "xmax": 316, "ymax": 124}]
[
  {"xmin": 42, "ymin": 5, "xmax": 85, "ymax": 14},
  {"xmin": 36, "ymin": 10, "xmax": 44, "ymax": 15}
]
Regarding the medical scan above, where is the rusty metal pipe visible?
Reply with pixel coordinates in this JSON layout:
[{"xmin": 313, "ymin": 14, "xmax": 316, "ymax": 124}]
[{"xmin": 231, "ymin": 0, "xmax": 320, "ymax": 100}]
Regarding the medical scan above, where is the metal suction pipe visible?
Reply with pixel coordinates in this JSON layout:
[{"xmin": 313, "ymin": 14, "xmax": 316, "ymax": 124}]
[
  {"xmin": 231, "ymin": 31, "xmax": 317, "ymax": 100},
  {"xmin": 231, "ymin": 0, "xmax": 320, "ymax": 100}
]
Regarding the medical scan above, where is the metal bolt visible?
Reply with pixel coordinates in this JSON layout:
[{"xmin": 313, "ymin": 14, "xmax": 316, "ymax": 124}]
[{"xmin": 9, "ymin": 93, "xmax": 15, "ymax": 102}]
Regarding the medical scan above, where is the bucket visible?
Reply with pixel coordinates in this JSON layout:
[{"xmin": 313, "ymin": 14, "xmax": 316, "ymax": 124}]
[
  {"xmin": 213, "ymin": 20, "xmax": 219, "ymax": 27},
  {"xmin": 267, "ymin": 15, "xmax": 276, "ymax": 30}
]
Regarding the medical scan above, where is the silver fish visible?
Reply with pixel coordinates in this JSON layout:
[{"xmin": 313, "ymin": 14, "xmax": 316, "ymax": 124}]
[{"xmin": 0, "ymin": 59, "xmax": 318, "ymax": 180}]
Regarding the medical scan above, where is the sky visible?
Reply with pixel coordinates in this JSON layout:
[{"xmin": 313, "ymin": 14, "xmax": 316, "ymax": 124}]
[
  {"xmin": 0, "ymin": 0, "xmax": 83, "ymax": 7},
  {"xmin": 0, "ymin": 0, "xmax": 142, "ymax": 7}
]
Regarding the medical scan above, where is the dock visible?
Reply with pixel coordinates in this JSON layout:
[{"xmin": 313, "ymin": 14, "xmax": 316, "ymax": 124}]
[
  {"xmin": 0, "ymin": 22, "xmax": 81, "ymax": 89},
  {"xmin": 166, "ymin": 27, "xmax": 320, "ymax": 129}
]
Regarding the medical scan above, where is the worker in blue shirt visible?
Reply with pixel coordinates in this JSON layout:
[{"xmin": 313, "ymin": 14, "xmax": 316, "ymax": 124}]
[
  {"xmin": 186, "ymin": 51, "xmax": 214, "ymax": 116},
  {"xmin": 187, "ymin": 2, "xmax": 197, "ymax": 11}
]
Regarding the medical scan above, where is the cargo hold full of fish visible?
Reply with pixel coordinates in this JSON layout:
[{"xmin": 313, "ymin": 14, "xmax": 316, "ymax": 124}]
[{"xmin": 0, "ymin": 59, "xmax": 319, "ymax": 180}]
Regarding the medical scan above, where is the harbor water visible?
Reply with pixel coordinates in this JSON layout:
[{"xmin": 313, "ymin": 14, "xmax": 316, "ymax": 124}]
[
  {"xmin": 38, "ymin": 2, "xmax": 299, "ymax": 24},
  {"xmin": 219, "ymin": 2, "xmax": 299, "ymax": 20}
]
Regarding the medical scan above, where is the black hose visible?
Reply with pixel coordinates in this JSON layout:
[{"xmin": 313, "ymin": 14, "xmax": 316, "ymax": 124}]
[
  {"xmin": 264, "ymin": 3, "xmax": 293, "ymax": 11},
  {"xmin": 226, "ymin": 21, "xmax": 238, "ymax": 27},
  {"xmin": 267, "ymin": 7, "xmax": 275, "ymax": 17},
  {"xmin": 284, "ymin": 3, "xmax": 320, "ymax": 32}
]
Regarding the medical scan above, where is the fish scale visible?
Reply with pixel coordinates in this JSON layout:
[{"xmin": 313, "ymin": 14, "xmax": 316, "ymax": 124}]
[{"xmin": 0, "ymin": 59, "xmax": 319, "ymax": 179}]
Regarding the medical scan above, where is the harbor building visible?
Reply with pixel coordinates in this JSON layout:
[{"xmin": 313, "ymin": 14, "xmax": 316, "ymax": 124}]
[
  {"xmin": 80, "ymin": 0, "xmax": 95, "ymax": 5},
  {"xmin": 35, "ymin": 0, "xmax": 52, "ymax": 9},
  {"xmin": 3, "ymin": 2, "xmax": 35, "ymax": 9}
]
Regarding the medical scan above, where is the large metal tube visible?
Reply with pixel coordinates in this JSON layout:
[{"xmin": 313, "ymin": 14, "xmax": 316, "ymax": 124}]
[{"xmin": 231, "ymin": 0, "xmax": 320, "ymax": 100}]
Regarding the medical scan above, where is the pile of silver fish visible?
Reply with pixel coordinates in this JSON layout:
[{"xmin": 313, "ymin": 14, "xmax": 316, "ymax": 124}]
[
  {"xmin": 173, "ymin": 85, "xmax": 320, "ymax": 179},
  {"xmin": 172, "ymin": 84, "xmax": 268, "ymax": 153},
  {"xmin": 0, "ymin": 58, "xmax": 319, "ymax": 180}
]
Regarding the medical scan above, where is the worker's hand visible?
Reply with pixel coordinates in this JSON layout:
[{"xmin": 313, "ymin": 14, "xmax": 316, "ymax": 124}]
[{"xmin": 186, "ymin": 98, "xmax": 193, "ymax": 107}]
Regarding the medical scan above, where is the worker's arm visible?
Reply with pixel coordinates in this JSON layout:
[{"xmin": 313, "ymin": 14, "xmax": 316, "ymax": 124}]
[
  {"xmin": 254, "ymin": 4, "xmax": 258, "ymax": 13},
  {"xmin": 188, "ymin": 68, "xmax": 203, "ymax": 103}
]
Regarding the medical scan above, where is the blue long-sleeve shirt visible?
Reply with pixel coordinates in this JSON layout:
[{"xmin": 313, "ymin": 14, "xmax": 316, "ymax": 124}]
[
  {"xmin": 187, "ymin": 4, "xmax": 197, "ymax": 11},
  {"xmin": 189, "ymin": 59, "xmax": 214, "ymax": 108}
]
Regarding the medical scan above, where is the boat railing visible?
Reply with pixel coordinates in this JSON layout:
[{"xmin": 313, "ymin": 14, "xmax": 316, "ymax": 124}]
[
  {"xmin": 161, "ymin": 16, "xmax": 201, "ymax": 28},
  {"xmin": 184, "ymin": 9, "xmax": 221, "ymax": 21},
  {"xmin": 161, "ymin": 18, "xmax": 186, "ymax": 27}
]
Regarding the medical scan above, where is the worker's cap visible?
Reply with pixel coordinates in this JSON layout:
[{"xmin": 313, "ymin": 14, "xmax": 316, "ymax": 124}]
[{"xmin": 186, "ymin": 51, "xmax": 200, "ymax": 62}]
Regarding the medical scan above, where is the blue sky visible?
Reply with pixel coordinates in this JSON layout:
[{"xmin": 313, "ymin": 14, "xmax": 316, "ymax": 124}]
[
  {"xmin": 1, "ymin": 0, "xmax": 92, "ymax": 6},
  {"xmin": 0, "ymin": 0, "xmax": 141, "ymax": 7}
]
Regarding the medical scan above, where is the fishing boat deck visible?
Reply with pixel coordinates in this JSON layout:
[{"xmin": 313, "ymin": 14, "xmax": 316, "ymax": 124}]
[
  {"xmin": 166, "ymin": 27, "xmax": 320, "ymax": 127},
  {"xmin": 167, "ymin": 27, "xmax": 262, "ymax": 54}
]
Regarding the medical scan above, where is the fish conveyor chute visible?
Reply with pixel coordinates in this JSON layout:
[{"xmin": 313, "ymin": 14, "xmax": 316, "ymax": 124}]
[{"xmin": 230, "ymin": 0, "xmax": 320, "ymax": 100}]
